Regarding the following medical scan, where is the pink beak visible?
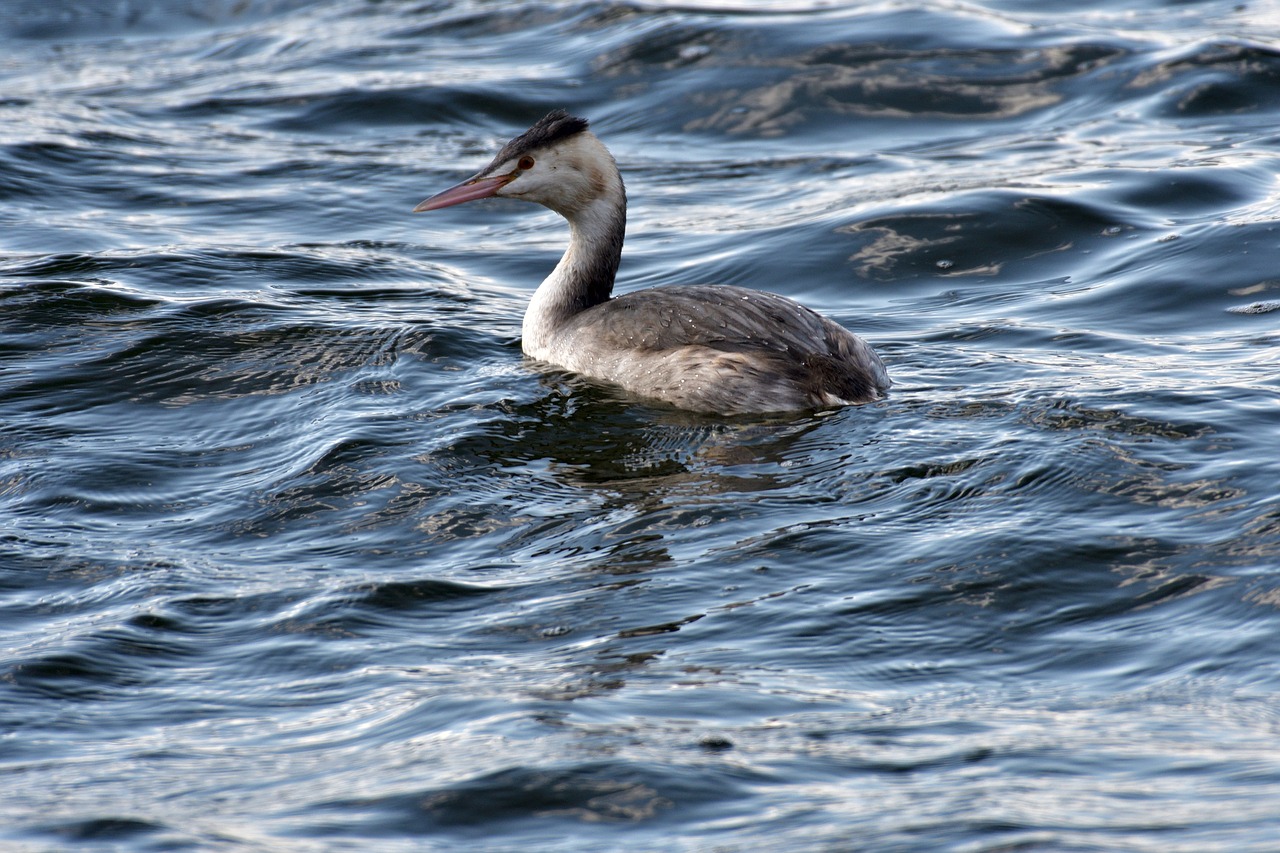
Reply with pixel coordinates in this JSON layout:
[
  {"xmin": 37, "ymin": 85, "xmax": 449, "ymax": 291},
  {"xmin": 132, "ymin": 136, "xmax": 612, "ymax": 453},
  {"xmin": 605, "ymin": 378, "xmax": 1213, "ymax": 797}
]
[{"xmin": 413, "ymin": 174, "xmax": 513, "ymax": 212}]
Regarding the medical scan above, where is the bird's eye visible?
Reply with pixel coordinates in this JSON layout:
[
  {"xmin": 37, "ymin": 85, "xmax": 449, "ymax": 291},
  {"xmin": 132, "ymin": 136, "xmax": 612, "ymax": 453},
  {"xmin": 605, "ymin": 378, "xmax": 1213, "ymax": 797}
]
[{"xmin": 518, "ymin": 155, "xmax": 535, "ymax": 171}]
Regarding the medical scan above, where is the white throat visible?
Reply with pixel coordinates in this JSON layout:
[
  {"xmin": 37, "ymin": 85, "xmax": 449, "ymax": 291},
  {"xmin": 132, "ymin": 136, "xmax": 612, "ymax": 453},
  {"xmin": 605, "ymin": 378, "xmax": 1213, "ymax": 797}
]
[{"xmin": 521, "ymin": 173, "xmax": 626, "ymax": 361}]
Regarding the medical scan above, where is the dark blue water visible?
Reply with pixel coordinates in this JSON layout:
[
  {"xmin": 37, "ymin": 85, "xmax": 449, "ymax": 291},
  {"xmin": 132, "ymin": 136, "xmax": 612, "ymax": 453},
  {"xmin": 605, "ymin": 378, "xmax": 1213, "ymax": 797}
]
[{"xmin": 4, "ymin": 0, "xmax": 1280, "ymax": 849}]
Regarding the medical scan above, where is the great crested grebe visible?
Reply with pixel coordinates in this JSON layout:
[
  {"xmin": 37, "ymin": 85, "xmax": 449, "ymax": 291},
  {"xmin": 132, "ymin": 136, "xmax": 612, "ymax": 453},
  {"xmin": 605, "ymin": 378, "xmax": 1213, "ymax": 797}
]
[{"xmin": 414, "ymin": 110, "xmax": 889, "ymax": 415}]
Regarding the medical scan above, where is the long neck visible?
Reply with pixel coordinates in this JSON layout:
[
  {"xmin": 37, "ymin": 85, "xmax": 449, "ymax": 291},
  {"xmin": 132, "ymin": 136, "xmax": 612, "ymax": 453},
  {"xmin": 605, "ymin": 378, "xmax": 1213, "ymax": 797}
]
[{"xmin": 522, "ymin": 183, "xmax": 626, "ymax": 356}]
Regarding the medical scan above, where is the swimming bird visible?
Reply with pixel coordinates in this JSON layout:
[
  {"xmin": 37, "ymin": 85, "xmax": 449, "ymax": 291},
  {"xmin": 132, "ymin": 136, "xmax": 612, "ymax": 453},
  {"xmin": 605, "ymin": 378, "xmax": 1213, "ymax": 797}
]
[{"xmin": 414, "ymin": 110, "xmax": 889, "ymax": 415}]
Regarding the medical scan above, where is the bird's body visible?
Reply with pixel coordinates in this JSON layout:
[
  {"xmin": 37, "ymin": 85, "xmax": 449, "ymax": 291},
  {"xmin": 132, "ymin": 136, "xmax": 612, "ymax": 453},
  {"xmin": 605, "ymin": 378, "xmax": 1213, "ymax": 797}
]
[{"xmin": 415, "ymin": 110, "xmax": 889, "ymax": 415}]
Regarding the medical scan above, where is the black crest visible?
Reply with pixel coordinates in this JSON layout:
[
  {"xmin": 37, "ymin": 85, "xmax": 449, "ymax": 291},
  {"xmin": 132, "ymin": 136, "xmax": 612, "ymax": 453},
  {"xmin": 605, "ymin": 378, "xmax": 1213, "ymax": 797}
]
[{"xmin": 490, "ymin": 110, "xmax": 590, "ymax": 167}]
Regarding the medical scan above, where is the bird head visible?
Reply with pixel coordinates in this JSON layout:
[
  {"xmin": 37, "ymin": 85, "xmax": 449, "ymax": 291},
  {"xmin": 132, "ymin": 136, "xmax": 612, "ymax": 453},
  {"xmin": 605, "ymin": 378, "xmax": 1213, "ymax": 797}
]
[{"xmin": 414, "ymin": 110, "xmax": 618, "ymax": 219}]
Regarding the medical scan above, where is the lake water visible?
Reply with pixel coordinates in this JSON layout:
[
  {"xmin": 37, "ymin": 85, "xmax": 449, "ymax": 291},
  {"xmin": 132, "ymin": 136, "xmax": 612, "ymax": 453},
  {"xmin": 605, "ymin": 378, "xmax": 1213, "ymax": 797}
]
[{"xmin": 3, "ymin": 0, "xmax": 1280, "ymax": 849}]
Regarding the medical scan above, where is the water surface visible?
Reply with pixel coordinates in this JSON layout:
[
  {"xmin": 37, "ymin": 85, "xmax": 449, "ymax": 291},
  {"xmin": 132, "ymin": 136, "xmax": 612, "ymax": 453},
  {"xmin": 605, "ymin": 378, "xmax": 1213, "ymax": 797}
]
[{"xmin": 3, "ymin": 0, "xmax": 1280, "ymax": 849}]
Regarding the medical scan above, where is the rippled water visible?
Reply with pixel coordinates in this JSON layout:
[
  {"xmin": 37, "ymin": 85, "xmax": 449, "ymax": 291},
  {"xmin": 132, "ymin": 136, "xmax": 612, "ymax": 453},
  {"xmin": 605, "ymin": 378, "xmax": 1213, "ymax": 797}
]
[{"xmin": 4, "ymin": 0, "xmax": 1280, "ymax": 849}]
